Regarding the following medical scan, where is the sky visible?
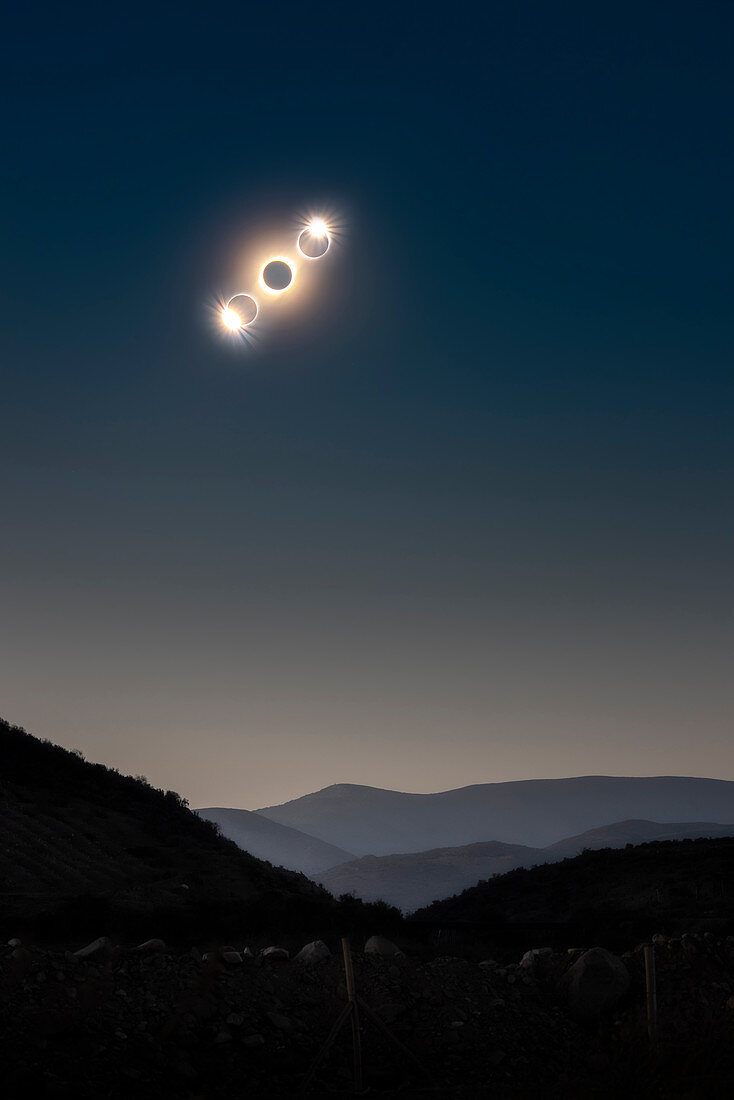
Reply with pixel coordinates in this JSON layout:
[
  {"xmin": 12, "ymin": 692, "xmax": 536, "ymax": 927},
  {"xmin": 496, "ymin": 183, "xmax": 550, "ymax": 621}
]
[{"xmin": 1, "ymin": 3, "xmax": 733, "ymax": 810}]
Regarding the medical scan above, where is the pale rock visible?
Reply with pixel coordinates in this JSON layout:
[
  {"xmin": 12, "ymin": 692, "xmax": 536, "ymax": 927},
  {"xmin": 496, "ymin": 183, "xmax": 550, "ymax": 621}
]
[
  {"xmin": 294, "ymin": 940, "xmax": 331, "ymax": 966},
  {"xmin": 221, "ymin": 951, "xmax": 243, "ymax": 965},
  {"xmin": 559, "ymin": 947, "xmax": 630, "ymax": 1020},
  {"xmin": 74, "ymin": 936, "xmax": 111, "ymax": 958},
  {"xmin": 266, "ymin": 1011, "xmax": 292, "ymax": 1031},
  {"xmin": 243, "ymin": 1033, "xmax": 265, "ymax": 1047},
  {"xmin": 519, "ymin": 948, "xmax": 553, "ymax": 969},
  {"xmin": 261, "ymin": 947, "xmax": 289, "ymax": 961},
  {"xmin": 364, "ymin": 936, "xmax": 404, "ymax": 958},
  {"xmin": 133, "ymin": 939, "xmax": 166, "ymax": 955}
]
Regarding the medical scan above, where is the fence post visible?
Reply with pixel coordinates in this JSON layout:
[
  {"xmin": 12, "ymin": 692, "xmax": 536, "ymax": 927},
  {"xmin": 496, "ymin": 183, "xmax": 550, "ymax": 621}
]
[
  {"xmin": 644, "ymin": 942, "xmax": 658, "ymax": 1048},
  {"xmin": 341, "ymin": 938, "xmax": 363, "ymax": 1094}
]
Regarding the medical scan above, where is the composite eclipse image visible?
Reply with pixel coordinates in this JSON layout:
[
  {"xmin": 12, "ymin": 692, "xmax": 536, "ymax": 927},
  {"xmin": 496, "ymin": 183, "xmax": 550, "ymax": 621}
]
[
  {"xmin": 2, "ymin": 4, "xmax": 734, "ymax": 1099},
  {"xmin": 218, "ymin": 214, "xmax": 339, "ymax": 343}
]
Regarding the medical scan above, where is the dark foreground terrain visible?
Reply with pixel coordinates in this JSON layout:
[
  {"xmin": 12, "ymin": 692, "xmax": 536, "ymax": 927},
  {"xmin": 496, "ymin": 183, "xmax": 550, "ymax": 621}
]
[
  {"xmin": 3, "ymin": 718, "xmax": 734, "ymax": 1096},
  {"xmin": 2, "ymin": 929, "xmax": 734, "ymax": 1098}
]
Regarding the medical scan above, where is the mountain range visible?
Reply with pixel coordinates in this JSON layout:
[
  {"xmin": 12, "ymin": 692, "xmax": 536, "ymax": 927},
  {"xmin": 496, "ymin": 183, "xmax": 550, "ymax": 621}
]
[
  {"xmin": 199, "ymin": 776, "xmax": 734, "ymax": 910},
  {"xmin": 316, "ymin": 820, "xmax": 734, "ymax": 911},
  {"xmin": 254, "ymin": 776, "xmax": 734, "ymax": 853}
]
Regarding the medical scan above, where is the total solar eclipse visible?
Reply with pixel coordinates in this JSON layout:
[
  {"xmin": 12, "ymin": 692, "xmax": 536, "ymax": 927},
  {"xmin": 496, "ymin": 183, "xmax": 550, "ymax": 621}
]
[
  {"xmin": 217, "ymin": 213, "xmax": 337, "ymax": 341},
  {"xmin": 261, "ymin": 259, "xmax": 294, "ymax": 292}
]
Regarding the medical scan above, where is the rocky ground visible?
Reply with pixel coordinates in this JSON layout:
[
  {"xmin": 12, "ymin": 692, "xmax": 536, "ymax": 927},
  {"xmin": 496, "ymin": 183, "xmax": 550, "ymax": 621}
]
[{"xmin": 2, "ymin": 932, "xmax": 734, "ymax": 1098}]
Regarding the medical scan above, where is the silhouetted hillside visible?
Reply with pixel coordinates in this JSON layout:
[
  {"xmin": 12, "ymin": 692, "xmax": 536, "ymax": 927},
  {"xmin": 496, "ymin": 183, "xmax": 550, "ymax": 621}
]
[
  {"xmin": 257, "ymin": 775, "xmax": 734, "ymax": 854},
  {"xmin": 0, "ymin": 719, "xmax": 399, "ymax": 944},
  {"xmin": 196, "ymin": 806, "xmax": 355, "ymax": 874},
  {"xmin": 412, "ymin": 836, "xmax": 734, "ymax": 948}
]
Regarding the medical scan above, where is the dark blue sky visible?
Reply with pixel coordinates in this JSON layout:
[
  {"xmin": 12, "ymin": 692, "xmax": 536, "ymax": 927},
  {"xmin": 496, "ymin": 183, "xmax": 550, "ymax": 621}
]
[{"xmin": 2, "ymin": 3, "xmax": 733, "ymax": 805}]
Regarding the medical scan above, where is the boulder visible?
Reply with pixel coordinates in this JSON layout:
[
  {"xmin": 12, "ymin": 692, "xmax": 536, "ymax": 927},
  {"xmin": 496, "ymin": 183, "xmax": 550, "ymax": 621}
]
[
  {"xmin": 243, "ymin": 1033, "xmax": 265, "ymax": 1047},
  {"xmin": 261, "ymin": 946, "xmax": 289, "ymax": 961},
  {"xmin": 266, "ymin": 1011, "xmax": 292, "ymax": 1031},
  {"xmin": 133, "ymin": 939, "xmax": 166, "ymax": 955},
  {"xmin": 294, "ymin": 940, "xmax": 331, "ymax": 966},
  {"xmin": 519, "ymin": 948, "xmax": 553, "ymax": 970},
  {"xmin": 559, "ymin": 947, "xmax": 630, "ymax": 1020},
  {"xmin": 364, "ymin": 936, "xmax": 404, "ymax": 959},
  {"xmin": 74, "ymin": 936, "xmax": 112, "ymax": 958},
  {"xmin": 202, "ymin": 949, "xmax": 242, "ymax": 964},
  {"xmin": 221, "ymin": 951, "xmax": 243, "ymax": 965}
]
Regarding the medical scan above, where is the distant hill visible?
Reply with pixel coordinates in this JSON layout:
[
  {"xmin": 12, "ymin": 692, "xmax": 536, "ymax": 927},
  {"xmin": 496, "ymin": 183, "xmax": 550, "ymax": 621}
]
[
  {"xmin": 318, "ymin": 840, "xmax": 550, "ymax": 911},
  {"xmin": 545, "ymin": 818, "xmax": 734, "ymax": 860},
  {"xmin": 411, "ymin": 835, "xmax": 734, "ymax": 946},
  {"xmin": 257, "ymin": 776, "xmax": 734, "ymax": 854},
  {"xmin": 0, "ymin": 718, "xmax": 397, "ymax": 943},
  {"xmin": 317, "ymin": 819, "xmax": 734, "ymax": 911},
  {"xmin": 196, "ymin": 806, "xmax": 355, "ymax": 874}
]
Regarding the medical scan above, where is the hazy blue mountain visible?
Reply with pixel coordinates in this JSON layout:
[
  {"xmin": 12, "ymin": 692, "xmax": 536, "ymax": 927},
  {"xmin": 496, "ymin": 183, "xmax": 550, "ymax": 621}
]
[
  {"xmin": 257, "ymin": 776, "xmax": 734, "ymax": 854},
  {"xmin": 316, "ymin": 819, "xmax": 734, "ymax": 911},
  {"xmin": 544, "ymin": 818, "xmax": 734, "ymax": 860},
  {"xmin": 196, "ymin": 806, "xmax": 355, "ymax": 875},
  {"xmin": 317, "ymin": 840, "xmax": 550, "ymax": 911}
]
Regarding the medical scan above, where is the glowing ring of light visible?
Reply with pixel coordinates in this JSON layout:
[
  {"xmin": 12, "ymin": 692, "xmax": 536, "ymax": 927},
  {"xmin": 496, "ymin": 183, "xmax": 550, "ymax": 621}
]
[
  {"xmin": 297, "ymin": 227, "xmax": 331, "ymax": 259},
  {"xmin": 260, "ymin": 257, "xmax": 296, "ymax": 293},
  {"xmin": 224, "ymin": 292, "xmax": 259, "ymax": 329}
]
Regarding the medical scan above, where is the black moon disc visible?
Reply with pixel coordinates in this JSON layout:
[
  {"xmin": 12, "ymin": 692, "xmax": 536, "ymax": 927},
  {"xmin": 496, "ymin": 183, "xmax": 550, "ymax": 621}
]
[
  {"xmin": 298, "ymin": 228, "xmax": 330, "ymax": 259},
  {"xmin": 262, "ymin": 260, "xmax": 294, "ymax": 291}
]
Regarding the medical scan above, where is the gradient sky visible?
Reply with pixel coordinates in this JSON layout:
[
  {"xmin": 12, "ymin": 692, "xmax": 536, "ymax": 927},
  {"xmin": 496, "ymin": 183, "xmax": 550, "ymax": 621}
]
[{"xmin": 2, "ymin": 3, "xmax": 733, "ymax": 810}]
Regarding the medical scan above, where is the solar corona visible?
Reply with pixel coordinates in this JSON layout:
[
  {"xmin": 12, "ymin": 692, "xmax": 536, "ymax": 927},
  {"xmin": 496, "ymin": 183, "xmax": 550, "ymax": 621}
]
[
  {"xmin": 261, "ymin": 257, "xmax": 295, "ymax": 293},
  {"xmin": 217, "ymin": 210, "xmax": 338, "ymax": 343}
]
